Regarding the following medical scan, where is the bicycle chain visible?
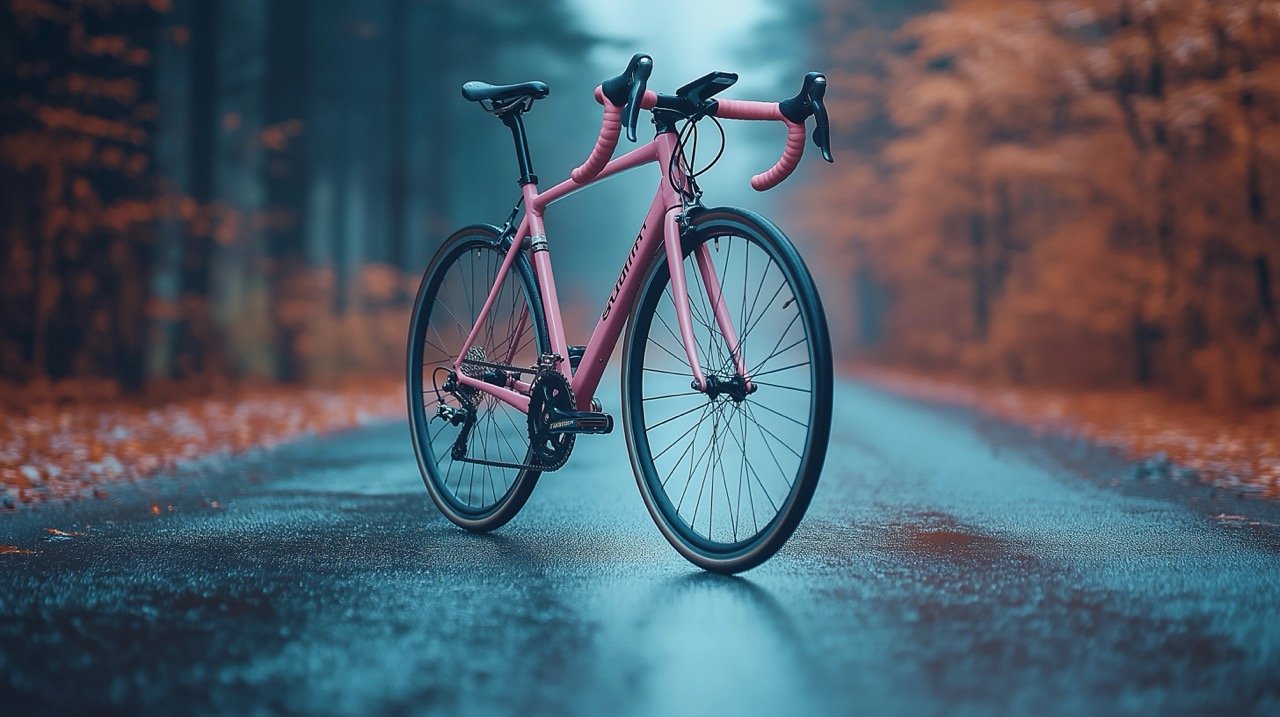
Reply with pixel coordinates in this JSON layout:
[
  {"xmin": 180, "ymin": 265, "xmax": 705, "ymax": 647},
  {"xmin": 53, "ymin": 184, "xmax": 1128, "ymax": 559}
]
[
  {"xmin": 440, "ymin": 355, "xmax": 574, "ymax": 473},
  {"xmin": 458, "ymin": 355, "xmax": 537, "ymax": 377},
  {"xmin": 449, "ymin": 400, "xmax": 563, "ymax": 473}
]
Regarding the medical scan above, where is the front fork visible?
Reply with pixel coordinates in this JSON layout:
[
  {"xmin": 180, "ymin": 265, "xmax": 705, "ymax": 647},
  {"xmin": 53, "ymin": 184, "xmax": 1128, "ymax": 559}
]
[{"xmin": 662, "ymin": 207, "xmax": 753, "ymax": 392}]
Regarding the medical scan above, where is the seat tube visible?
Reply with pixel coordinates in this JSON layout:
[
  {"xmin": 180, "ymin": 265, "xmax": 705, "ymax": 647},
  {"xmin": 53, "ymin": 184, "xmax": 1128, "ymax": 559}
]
[
  {"xmin": 503, "ymin": 111, "xmax": 568, "ymax": 373},
  {"xmin": 502, "ymin": 112, "xmax": 537, "ymax": 186},
  {"xmin": 524, "ymin": 183, "xmax": 569, "ymax": 368}
]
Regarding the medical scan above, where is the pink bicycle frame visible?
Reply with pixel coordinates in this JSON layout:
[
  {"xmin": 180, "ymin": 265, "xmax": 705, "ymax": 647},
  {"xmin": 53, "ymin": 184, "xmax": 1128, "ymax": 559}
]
[
  {"xmin": 449, "ymin": 133, "xmax": 745, "ymax": 412},
  {"xmin": 447, "ymin": 72, "xmax": 814, "ymax": 414}
]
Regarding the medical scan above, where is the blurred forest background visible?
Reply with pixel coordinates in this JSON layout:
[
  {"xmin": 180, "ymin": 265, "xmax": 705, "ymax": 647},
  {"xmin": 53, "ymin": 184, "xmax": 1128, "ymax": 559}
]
[
  {"xmin": 2, "ymin": 0, "xmax": 1279, "ymax": 411},
  {"xmin": 801, "ymin": 0, "xmax": 1280, "ymax": 409},
  {"xmin": 1, "ymin": 0, "xmax": 605, "ymax": 395}
]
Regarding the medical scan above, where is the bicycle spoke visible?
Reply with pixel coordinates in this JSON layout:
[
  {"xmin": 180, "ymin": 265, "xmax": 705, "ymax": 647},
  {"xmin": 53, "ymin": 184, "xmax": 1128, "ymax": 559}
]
[
  {"xmin": 733, "ymin": 279, "xmax": 787, "ymax": 356},
  {"xmin": 646, "ymin": 333, "xmax": 689, "ymax": 368},
  {"xmin": 723, "ymin": 409, "xmax": 779, "ymax": 513},
  {"xmin": 751, "ymin": 379, "xmax": 811, "ymax": 394},
  {"xmin": 646, "ymin": 402, "xmax": 708, "ymax": 432},
  {"xmin": 643, "ymin": 367, "xmax": 691, "ymax": 376},
  {"xmin": 689, "ymin": 409, "xmax": 716, "ymax": 530},
  {"xmin": 748, "ymin": 314, "xmax": 803, "ymax": 375},
  {"xmin": 749, "ymin": 360, "xmax": 810, "ymax": 379},
  {"xmin": 737, "ymin": 408, "xmax": 753, "ymax": 537},
  {"xmin": 652, "ymin": 415, "xmax": 705, "ymax": 462},
  {"xmin": 743, "ymin": 401, "xmax": 804, "ymax": 461},
  {"xmin": 738, "ymin": 261, "xmax": 773, "ymax": 352},
  {"xmin": 660, "ymin": 404, "xmax": 710, "ymax": 489},
  {"xmin": 643, "ymin": 391, "xmax": 700, "ymax": 402},
  {"xmin": 676, "ymin": 416, "xmax": 719, "ymax": 513},
  {"xmin": 747, "ymin": 398, "xmax": 809, "ymax": 429},
  {"xmin": 719, "ymin": 424, "xmax": 736, "ymax": 541},
  {"xmin": 423, "ymin": 336, "xmax": 451, "ymax": 359}
]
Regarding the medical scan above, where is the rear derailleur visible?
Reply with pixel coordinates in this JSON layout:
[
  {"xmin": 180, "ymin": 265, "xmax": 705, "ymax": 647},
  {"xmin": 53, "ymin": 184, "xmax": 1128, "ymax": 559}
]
[
  {"xmin": 435, "ymin": 380, "xmax": 477, "ymax": 462},
  {"xmin": 433, "ymin": 346, "xmax": 491, "ymax": 461}
]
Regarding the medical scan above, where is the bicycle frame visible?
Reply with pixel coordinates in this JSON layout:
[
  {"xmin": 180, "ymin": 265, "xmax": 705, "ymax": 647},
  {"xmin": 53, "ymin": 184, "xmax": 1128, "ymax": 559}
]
[{"xmin": 450, "ymin": 131, "xmax": 750, "ymax": 413}]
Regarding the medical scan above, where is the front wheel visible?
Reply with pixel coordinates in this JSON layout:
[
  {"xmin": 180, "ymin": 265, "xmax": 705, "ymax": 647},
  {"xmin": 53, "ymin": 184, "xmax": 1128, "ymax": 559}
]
[{"xmin": 622, "ymin": 207, "xmax": 833, "ymax": 574}]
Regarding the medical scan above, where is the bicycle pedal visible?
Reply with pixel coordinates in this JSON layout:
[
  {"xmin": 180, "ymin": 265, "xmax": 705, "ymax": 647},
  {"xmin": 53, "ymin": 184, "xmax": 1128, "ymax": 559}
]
[{"xmin": 547, "ymin": 410, "xmax": 613, "ymax": 435}]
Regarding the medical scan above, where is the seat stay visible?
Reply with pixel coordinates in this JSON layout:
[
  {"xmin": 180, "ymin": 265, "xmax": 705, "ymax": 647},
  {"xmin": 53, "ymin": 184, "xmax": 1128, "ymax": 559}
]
[{"xmin": 451, "ymin": 211, "xmax": 532, "ymax": 375}]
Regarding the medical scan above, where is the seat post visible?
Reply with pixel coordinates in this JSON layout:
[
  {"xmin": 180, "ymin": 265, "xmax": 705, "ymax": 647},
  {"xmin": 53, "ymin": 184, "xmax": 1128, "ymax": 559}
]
[{"xmin": 500, "ymin": 112, "xmax": 537, "ymax": 186}]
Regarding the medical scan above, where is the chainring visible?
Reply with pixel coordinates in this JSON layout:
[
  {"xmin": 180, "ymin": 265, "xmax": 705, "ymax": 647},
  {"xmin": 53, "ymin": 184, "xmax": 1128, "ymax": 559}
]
[{"xmin": 527, "ymin": 369, "xmax": 576, "ymax": 471}]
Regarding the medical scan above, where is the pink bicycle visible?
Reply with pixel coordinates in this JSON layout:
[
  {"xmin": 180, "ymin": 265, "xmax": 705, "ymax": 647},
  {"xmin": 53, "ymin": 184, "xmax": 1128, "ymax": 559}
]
[{"xmin": 407, "ymin": 54, "xmax": 834, "ymax": 573}]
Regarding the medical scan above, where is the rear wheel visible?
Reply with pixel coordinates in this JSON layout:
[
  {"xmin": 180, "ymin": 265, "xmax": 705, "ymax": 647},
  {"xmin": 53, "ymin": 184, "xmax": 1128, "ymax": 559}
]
[
  {"xmin": 407, "ymin": 225, "xmax": 549, "ymax": 532},
  {"xmin": 622, "ymin": 208, "xmax": 832, "ymax": 573}
]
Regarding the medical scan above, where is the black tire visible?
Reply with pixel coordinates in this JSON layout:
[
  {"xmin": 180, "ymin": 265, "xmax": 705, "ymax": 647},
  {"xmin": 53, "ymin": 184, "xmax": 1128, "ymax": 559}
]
[
  {"xmin": 407, "ymin": 225, "xmax": 550, "ymax": 532},
  {"xmin": 622, "ymin": 207, "xmax": 832, "ymax": 573}
]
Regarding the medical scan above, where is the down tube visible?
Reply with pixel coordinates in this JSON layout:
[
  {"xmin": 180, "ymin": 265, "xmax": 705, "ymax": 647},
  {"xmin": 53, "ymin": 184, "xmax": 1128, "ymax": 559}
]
[{"xmin": 571, "ymin": 192, "xmax": 670, "ymax": 409}]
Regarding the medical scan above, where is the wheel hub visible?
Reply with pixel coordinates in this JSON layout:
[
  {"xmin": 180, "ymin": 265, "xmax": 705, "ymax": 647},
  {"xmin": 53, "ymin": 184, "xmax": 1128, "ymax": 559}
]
[{"xmin": 693, "ymin": 374, "xmax": 756, "ymax": 403}]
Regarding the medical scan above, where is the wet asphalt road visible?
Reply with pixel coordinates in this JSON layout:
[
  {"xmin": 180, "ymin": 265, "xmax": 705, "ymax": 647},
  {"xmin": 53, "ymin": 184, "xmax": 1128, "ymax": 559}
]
[{"xmin": 2, "ymin": 379, "xmax": 1279, "ymax": 716}]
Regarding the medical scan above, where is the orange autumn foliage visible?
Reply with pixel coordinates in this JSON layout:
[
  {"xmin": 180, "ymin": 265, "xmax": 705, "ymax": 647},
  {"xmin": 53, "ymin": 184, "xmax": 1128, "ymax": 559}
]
[
  {"xmin": 0, "ymin": 378, "xmax": 403, "ymax": 506},
  {"xmin": 801, "ymin": 0, "xmax": 1280, "ymax": 408}
]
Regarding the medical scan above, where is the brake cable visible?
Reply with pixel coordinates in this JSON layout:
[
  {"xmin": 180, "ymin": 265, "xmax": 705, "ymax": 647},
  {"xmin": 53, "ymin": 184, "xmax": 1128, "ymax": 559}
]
[{"xmin": 666, "ymin": 105, "xmax": 727, "ymax": 214}]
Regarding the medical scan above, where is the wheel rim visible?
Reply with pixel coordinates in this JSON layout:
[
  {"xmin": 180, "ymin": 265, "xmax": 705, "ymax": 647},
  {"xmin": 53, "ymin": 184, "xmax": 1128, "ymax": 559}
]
[
  {"xmin": 413, "ymin": 238, "xmax": 544, "ymax": 519},
  {"xmin": 630, "ymin": 226, "xmax": 821, "ymax": 555}
]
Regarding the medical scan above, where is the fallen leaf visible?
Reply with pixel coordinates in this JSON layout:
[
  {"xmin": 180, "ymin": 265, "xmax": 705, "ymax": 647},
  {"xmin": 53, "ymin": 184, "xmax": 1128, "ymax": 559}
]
[{"xmin": 0, "ymin": 545, "xmax": 37, "ymax": 555}]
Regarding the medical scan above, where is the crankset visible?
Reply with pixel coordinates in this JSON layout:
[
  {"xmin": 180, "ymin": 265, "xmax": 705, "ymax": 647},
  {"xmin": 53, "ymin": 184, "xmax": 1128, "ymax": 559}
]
[{"xmin": 433, "ymin": 353, "xmax": 611, "ymax": 473}]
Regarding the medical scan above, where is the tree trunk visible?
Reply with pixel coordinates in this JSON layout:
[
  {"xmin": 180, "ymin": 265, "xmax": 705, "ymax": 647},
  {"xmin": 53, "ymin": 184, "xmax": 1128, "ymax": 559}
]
[
  {"xmin": 387, "ymin": 0, "xmax": 409, "ymax": 272},
  {"xmin": 420, "ymin": 2, "xmax": 455, "ymax": 253},
  {"xmin": 171, "ymin": 0, "xmax": 220, "ymax": 380},
  {"xmin": 264, "ymin": 0, "xmax": 311, "ymax": 382}
]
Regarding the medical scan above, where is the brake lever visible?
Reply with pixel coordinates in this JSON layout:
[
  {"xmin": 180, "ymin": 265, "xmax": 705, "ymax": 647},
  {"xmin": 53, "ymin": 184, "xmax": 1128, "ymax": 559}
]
[
  {"xmin": 808, "ymin": 75, "xmax": 832, "ymax": 163},
  {"xmin": 779, "ymin": 71, "xmax": 834, "ymax": 163},
  {"xmin": 602, "ymin": 54, "xmax": 653, "ymax": 142},
  {"xmin": 623, "ymin": 55, "xmax": 653, "ymax": 142}
]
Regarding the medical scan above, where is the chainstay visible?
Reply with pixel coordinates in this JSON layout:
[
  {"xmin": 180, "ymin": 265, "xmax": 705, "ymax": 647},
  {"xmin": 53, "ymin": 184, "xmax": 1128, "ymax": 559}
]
[
  {"xmin": 459, "ymin": 357, "xmax": 538, "ymax": 377},
  {"xmin": 455, "ymin": 452, "xmax": 568, "ymax": 472}
]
